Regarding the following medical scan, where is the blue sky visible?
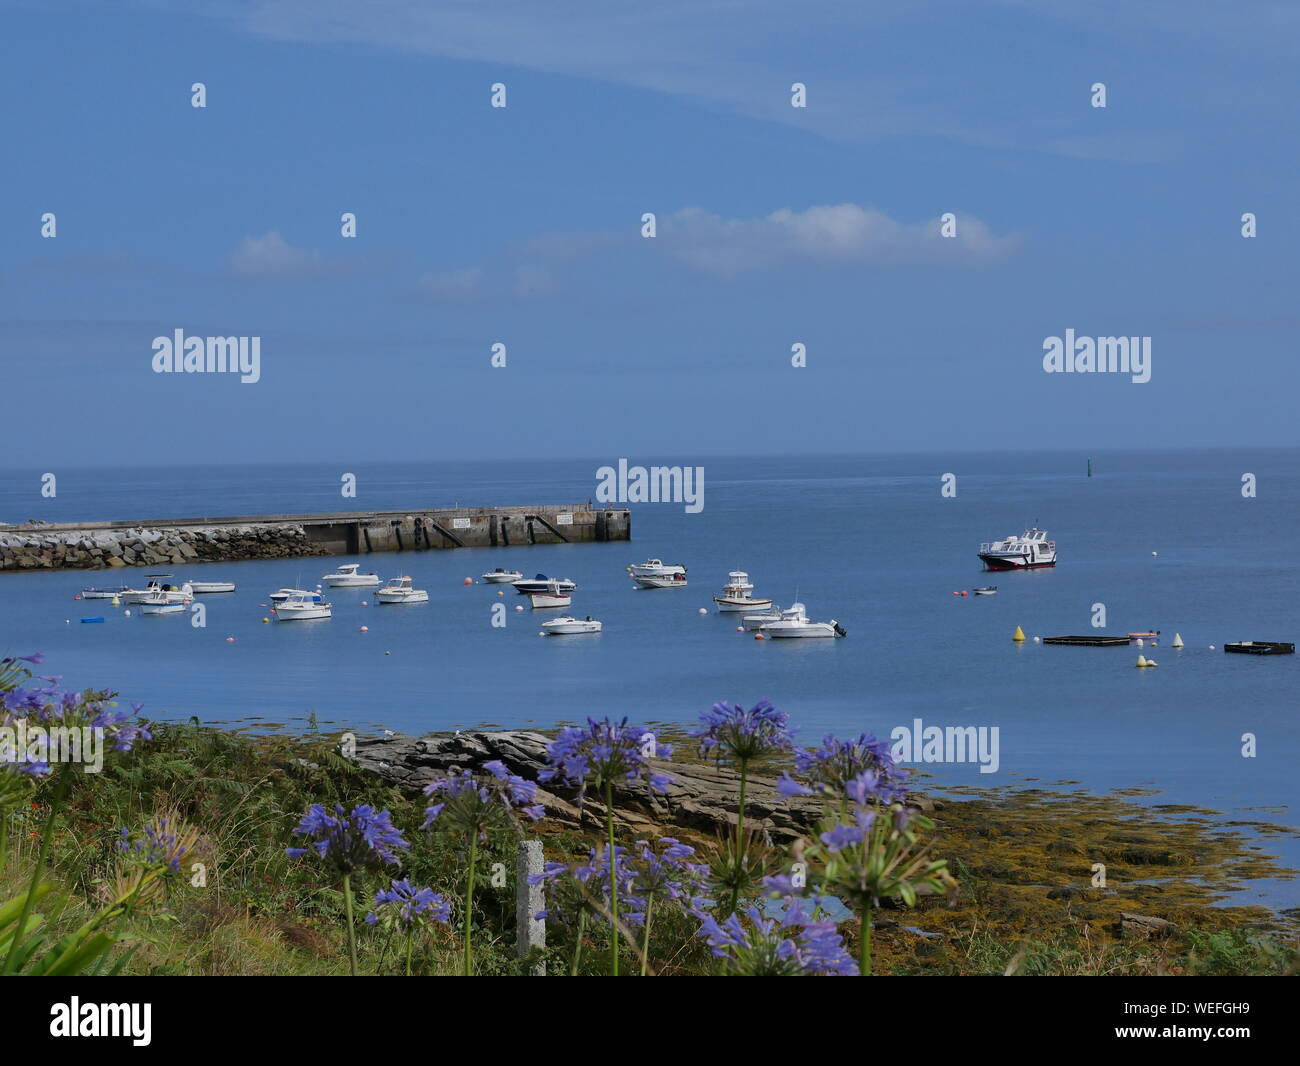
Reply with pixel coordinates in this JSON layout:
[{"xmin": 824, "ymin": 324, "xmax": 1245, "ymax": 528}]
[{"xmin": 2, "ymin": 0, "xmax": 1297, "ymax": 465}]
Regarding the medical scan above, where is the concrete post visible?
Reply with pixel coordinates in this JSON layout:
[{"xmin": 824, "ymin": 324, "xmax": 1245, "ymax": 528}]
[{"xmin": 516, "ymin": 839, "xmax": 546, "ymax": 974}]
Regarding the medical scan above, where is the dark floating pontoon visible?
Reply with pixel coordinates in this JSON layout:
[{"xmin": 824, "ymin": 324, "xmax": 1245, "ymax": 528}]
[
  {"xmin": 1223, "ymin": 641, "xmax": 1295, "ymax": 655},
  {"xmin": 1041, "ymin": 635, "xmax": 1132, "ymax": 647}
]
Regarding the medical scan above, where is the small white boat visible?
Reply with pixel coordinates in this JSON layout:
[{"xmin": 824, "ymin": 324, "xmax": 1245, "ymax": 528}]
[
  {"xmin": 542, "ymin": 616, "xmax": 603, "ymax": 635},
  {"xmin": 628, "ymin": 559, "xmax": 687, "ymax": 578},
  {"xmin": 513, "ymin": 574, "xmax": 577, "ymax": 595},
  {"xmin": 972, "ymin": 586, "xmax": 998, "ymax": 596},
  {"xmin": 529, "ymin": 582, "xmax": 573, "ymax": 609},
  {"xmin": 978, "ymin": 528, "xmax": 1056, "ymax": 570},
  {"xmin": 270, "ymin": 587, "xmax": 323, "ymax": 604},
  {"xmin": 322, "ymin": 563, "xmax": 381, "ymax": 587},
  {"xmin": 742, "ymin": 605, "xmax": 784, "ymax": 630},
  {"xmin": 123, "ymin": 575, "xmax": 187, "ymax": 604},
  {"xmin": 481, "ymin": 568, "xmax": 523, "ymax": 584},
  {"xmin": 137, "ymin": 587, "xmax": 193, "ymax": 616},
  {"xmin": 631, "ymin": 572, "xmax": 689, "ymax": 589},
  {"xmin": 188, "ymin": 580, "xmax": 236, "ymax": 594},
  {"xmin": 713, "ymin": 571, "xmax": 773, "ymax": 612},
  {"xmin": 80, "ymin": 585, "xmax": 130, "ymax": 600},
  {"xmin": 375, "ymin": 576, "xmax": 429, "ymax": 604},
  {"xmin": 760, "ymin": 602, "xmax": 845, "ymax": 638},
  {"xmin": 276, "ymin": 592, "xmax": 333, "ymax": 620}
]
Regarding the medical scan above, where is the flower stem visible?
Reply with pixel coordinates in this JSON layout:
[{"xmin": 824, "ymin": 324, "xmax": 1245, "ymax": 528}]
[
  {"xmin": 405, "ymin": 927, "xmax": 414, "ymax": 977},
  {"xmin": 463, "ymin": 834, "xmax": 478, "ymax": 976},
  {"xmin": 640, "ymin": 895, "xmax": 654, "ymax": 977},
  {"xmin": 341, "ymin": 873, "xmax": 359, "ymax": 977},
  {"xmin": 2, "ymin": 768, "xmax": 70, "ymax": 975},
  {"xmin": 726, "ymin": 758, "xmax": 750, "ymax": 917},
  {"xmin": 859, "ymin": 901, "xmax": 872, "ymax": 976},
  {"xmin": 570, "ymin": 908, "xmax": 587, "ymax": 976},
  {"xmin": 605, "ymin": 779, "xmax": 619, "ymax": 976}
]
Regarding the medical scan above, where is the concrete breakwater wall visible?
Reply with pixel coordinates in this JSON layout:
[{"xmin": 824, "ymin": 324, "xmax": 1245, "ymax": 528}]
[{"xmin": 0, "ymin": 506, "xmax": 631, "ymax": 573}]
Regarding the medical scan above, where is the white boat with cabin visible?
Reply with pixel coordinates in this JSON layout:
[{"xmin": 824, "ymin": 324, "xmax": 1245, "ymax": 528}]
[
  {"xmin": 276, "ymin": 591, "xmax": 333, "ymax": 620},
  {"xmin": 631, "ymin": 571, "xmax": 688, "ymax": 589},
  {"xmin": 481, "ymin": 568, "xmax": 523, "ymax": 584},
  {"xmin": 270, "ymin": 587, "xmax": 323, "ymax": 604},
  {"xmin": 978, "ymin": 528, "xmax": 1057, "ymax": 570},
  {"xmin": 760, "ymin": 603, "xmax": 845, "ymax": 639},
  {"xmin": 123, "ymin": 575, "xmax": 188, "ymax": 604},
  {"xmin": 629, "ymin": 559, "xmax": 687, "ymax": 578},
  {"xmin": 541, "ymin": 616, "xmax": 603, "ymax": 635},
  {"xmin": 742, "ymin": 604, "xmax": 784, "ymax": 630},
  {"xmin": 322, "ymin": 563, "xmax": 381, "ymax": 587},
  {"xmin": 513, "ymin": 574, "xmax": 577, "ymax": 595},
  {"xmin": 529, "ymin": 581, "xmax": 573, "ymax": 609},
  {"xmin": 375, "ymin": 576, "xmax": 429, "ymax": 604},
  {"xmin": 138, "ymin": 586, "xmax": 193, "ymax": 616},
  {"xmin": 80, "ymin": 585, "xmax": 130, "ymax": 600},
  {"xmin": 713, "ymin": 571, "xmax": 773, "ymax": 612}
]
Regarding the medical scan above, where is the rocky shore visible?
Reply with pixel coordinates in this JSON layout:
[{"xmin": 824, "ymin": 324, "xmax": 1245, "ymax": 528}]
[{"xmin": 0, "ymin": 522, "xmax": 319, "ymax": 571}]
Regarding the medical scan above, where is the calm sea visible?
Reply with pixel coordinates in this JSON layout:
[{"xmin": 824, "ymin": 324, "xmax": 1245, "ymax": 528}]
[{"xmin": 2, "ymin": 450, "xmax": 1296, "ymax": 903}]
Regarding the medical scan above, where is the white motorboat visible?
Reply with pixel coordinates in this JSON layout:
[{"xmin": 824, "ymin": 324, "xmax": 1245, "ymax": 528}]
[
  {"xmin": 276, "ymin": 592, "xmax": 333, "ymax": 620},
  {"xmin": 741, "ymin": 605, "xmax": 784, "ymax": 630},
  {"xmin": 188, "ymin": 580, "xmax": 236, "ymax": 594},
  {"xmin": 631, "ymin": 572, "xmax": 689, "ymax": 589},
  {"xmin": 137, "ymin": 588, "xmax": 193, "ymax": 616},
  {"xmin": 542, "ymin": 616, "xmax": 603, "ymax": 635},
  {"xmin": 760, "ymin": 603, "xmax": 845, "ymax": 638},
  {"xmin": 978, "ymin": 528, "xmax": 1057, "ymax": 570},
  {"xmin": 529, "ymin": 582, "xmax": 573, "ymax": 609},
  {"xmin": 628, "ymin": 558, "xmax": 687, "ymax": 578},
  {"xmin": 123, "ymin": 575, "xmax": 187, "ymax": 604},
  {"xmin": 713, "ymin": 571, "xmax": 773, "ymax": 612},
  {"xmin": 80, "ymin": 585, "xmax": 130, "ymax": 600},
  {"xmin": 270, "ymin": 587, "xmax": 323, "ymax": 604},
  {"xmin": 513, "ymin": 574, "xmax": 577, "ymax": 595},
  {"xmin": 481, "ymin": 567, "xmax": 523, "ymax": 584},
  {"xmin": 972, "ymin": 586, "xmax": 998, "ymax": 595},
  {"xmin": 375, "ymin": 576, "xmax": 429, "ymax": 604},
  {"xmin": 322, "ymin": 563, "xmax": 381, "ymax": 587}
]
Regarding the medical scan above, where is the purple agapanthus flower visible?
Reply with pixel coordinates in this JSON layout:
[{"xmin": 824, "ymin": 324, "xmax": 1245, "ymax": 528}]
[
  {"xmin": 365, "ymin": 878, "xmax": 452, "ymax": 927},
  {"xmin": 778, "ymin": 732, "xmax": 909, "ymax": 803},
  {"xmin": 696, "ymin": 897, "xmax": 858, "ymax": 976},
  {"xmin": 539, "ymin": 717, "xmax": 672, "ymax": 815},
  {"xmin": 692, "ymin": 699, "xmax": 794, "ymax": 765},
  {"xmin": 529, "ymin": 843, "xmax": 638, "ymax": 928},
  {"xmin": 422, "ymin": 763, "xmax": 544, "ymax": 844},
  {"xmin": 286, "ymin": 803, "xmax": 409, "ymax": 875},
  {"xmin": 117, "ymin": 815, "xmax": 194, "ymax": 875}
]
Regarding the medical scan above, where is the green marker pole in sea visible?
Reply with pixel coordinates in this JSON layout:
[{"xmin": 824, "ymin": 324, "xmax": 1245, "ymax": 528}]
[{"xmin": 1087, "ymin": 458, "xmax": 1092, "ymax": 478}]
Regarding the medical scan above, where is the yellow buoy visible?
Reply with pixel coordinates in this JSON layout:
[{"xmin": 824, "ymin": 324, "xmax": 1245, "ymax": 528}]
[
  {"xmin": 1012, "ymin": 625, "xmax": 1025, "ymax": 642},
  {"xmin": 1136, "ymin": 656, "xmax": 1158, "ymax": 668}
]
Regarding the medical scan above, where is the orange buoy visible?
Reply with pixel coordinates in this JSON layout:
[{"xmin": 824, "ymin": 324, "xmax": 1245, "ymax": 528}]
[
  {"xmin": 464, "ymin": 577, "xmax": 473, "ymax": 586},
  {"xmin": 754, "ymin": 632, "xmax": 764, "ymax": 640},
  {"xmin": 960, "ymin": 590, "xmax": 968, "ymax": 597},
  {"xmin": 226, "ymin": 637, "xmax": 234, "ymax": 643}
]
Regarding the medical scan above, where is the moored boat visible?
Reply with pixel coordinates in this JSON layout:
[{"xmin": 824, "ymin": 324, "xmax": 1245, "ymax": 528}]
[
  {"xmin": 481, "ymin": 568, "xmax": 523, "ymax": 584},
  {"xmin": 322, "ymin": 563, "xmax": 380, "ymax": 588},
  {"xmin": 741, "ymin": 605, "xmax": 783, "ymax": 630},
  {"xmin": 760, "ymin": 602, "xmax": 845, "ymax": 638},
  {"xmin": 276, "ymin": 592, "xmax": 333, "ymax": 620},
  {"xmin": 529, "ymin": 581, "xmax": 573, "ymax": 609},
  {"xmin": 972, "ymin": 586, "xmax": 998, "ymax": 595},
  {"xmin": 80, "ymin": 585, "xmax": 130, "ymax": 600},
  {"xmin": 978, "ymin": 528, "xmax": 1057, "ymax": 570},
  {"xmin": 541, "ymin": 616, "xmax": 603, "ymax": 635},
  {"xmin": 631, "ymin": 572, "xmax": 688, "ymax": 589},
  {"xmin": 137, "ymin": 587, "xmax": 193, "ymax": 616},
  {"xmin": 123, "ymin": 575, "xmax": 187, "ymax": 604},
  {"xmin": 513, "ymin": 574, "xmax": 577, "ymax": 595},
  {"xmin": 188, "ymin": 580, "xmax": 236, "ymax": 594},
  {"xmin": 713, "ymin": 571, "xmax": 773, "ymax": 612},
  {"xmin": 270, "ymin": 587, "xmax": 322, "ymax": 604},
  {"xmin": 375, "ymin": 576, "xmax": 429, "ymax": 604},
  {"xmin": 628, "ymin": 559, "xmax": 686, "ymax": 578}
]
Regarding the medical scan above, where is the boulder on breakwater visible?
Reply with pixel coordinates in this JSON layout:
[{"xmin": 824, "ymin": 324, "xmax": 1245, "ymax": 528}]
[{"xmin": 0, "ymin": 523, "xmax": 318, "ymax": 571}]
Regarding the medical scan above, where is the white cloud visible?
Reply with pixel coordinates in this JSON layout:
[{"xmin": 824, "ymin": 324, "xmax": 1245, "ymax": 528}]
[
  {"xmin": 229, "ymin": 230, "xmax": 329, "ymax": 279},
  {"xmin": 661, "ymin": 203, "xmax": 1019, "ymax": 276}
]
